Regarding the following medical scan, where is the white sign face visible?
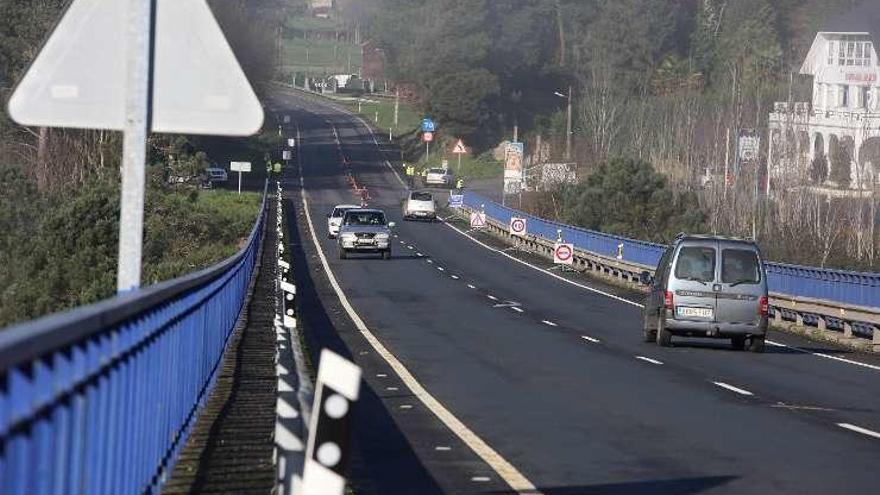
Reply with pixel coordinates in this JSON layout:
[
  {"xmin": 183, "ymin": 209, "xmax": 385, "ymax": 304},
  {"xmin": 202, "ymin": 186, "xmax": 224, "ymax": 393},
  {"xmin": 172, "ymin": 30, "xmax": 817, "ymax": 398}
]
[
  {"xmin": 553, "ymin": 243, "xmax": 574, "ymax": 265},
  {"xmin": 452, "ymin": 139, "xmax": 467, "ymax": 154},
  {"xmin": 469, "ymin": 212, "xmax": 487, "ymax": 229},
  {"xmin": 282, "ymin": 150, "xmax": 292, "ymax": 160},
  {"xmin": 509, "ymin": 217, "xmax": 527, "ymax": 237},
  {"xmin": 288, "ymin": 138, "xmax": 296, "ymax": 147},
  {"xmin": 230, "ymin": 161, "xmax": 251, "ymax": 172},
  {"xmin": 540, "ymin": 163, "xmax": 578, "ymax": 187},
  {"xmin": 8, "ymin": 0, "xmax": 264, "ymax": 136}
]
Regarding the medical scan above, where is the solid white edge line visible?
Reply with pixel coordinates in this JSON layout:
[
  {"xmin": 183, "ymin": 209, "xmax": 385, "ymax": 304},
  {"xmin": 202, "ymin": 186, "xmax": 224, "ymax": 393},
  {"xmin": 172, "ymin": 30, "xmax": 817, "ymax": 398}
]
[
  {"xmin": 441, "ymin": 220, "xmax": 644, "ymax": 309},
  {"xmin": 766, "ymin": 340, "xmax": 880, "ymax": 373},
  {"xmin": 635, "ymin": 356, "xmax": 664, "ymax": 365},
  {"xmin": 712, "ymin": 381, "xmax": 754, "ymax": 397},
  {"xmin": 836, "ymin": 423, "xmax": 880, "ymax": 439},
  {"xmin": 581, "ymin": 335, "xmax": 601, "ymax": 343},
  {"xmin": 296, "ymin": 136, "xmax": 538, "ymax": 494}
]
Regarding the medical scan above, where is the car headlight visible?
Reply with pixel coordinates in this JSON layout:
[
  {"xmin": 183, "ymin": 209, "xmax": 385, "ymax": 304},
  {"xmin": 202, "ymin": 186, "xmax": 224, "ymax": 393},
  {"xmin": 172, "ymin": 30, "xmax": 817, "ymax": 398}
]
[
  {"xmin": 340, "ymin": 233, "xmax": 356, "ymax": 240},
  {"xmin": 375, "ymin": 233, "xmax": 390, "ymax": 240}
]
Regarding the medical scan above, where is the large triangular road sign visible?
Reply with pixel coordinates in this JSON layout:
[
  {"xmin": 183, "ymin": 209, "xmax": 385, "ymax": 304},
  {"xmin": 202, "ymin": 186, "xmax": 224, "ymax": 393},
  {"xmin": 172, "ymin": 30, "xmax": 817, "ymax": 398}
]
[
  {"xmin": 452, "ymin": 139, "xmax": 467, "ymax": 154},
  {"xmin": 8, "ymin": 0, "xmax": 263, "ymax": 136}
]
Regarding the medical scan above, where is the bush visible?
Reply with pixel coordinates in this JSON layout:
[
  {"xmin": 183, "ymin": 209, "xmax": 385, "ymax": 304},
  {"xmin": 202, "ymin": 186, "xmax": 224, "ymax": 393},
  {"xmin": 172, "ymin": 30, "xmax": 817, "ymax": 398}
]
[{"xmin": 559, "ymin": 157, "xmax": 705, "ymax": 242}]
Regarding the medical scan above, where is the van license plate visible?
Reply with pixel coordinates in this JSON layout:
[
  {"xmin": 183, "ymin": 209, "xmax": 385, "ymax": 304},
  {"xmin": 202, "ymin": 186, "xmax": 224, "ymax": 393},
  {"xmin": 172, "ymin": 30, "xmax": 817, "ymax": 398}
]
[{"xmin": 677, "ymin": 307, "xmax": 713, "ymax": 318}]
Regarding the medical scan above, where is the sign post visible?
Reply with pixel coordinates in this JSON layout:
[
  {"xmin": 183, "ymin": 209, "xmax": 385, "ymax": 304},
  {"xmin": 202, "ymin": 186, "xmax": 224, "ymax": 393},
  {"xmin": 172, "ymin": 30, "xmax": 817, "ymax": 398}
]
[
  {"xmin": 452, "ymin": 139, "xmax": 467, "ymax": 174},
  {"xmin": 231, "ymin": 161, "xmax": 251, "ymax": 195},
  {"xmin": 422, "ymin": 118, "xmax": 435, "ymax": 161},
  {"xmin": 8, "ymin": 0, "xmax": 265, "ymax": 293}
]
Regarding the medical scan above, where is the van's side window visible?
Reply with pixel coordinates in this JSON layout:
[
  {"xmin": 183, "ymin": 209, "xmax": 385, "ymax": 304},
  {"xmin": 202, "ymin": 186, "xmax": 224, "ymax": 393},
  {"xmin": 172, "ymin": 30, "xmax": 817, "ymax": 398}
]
[
  {"xmin": 675, "ymin": 247, "xmax": 716, "ymax": 283},
  {"xmin": 721, "ymin": 249, "xmax": 761, "ymax": 284}
]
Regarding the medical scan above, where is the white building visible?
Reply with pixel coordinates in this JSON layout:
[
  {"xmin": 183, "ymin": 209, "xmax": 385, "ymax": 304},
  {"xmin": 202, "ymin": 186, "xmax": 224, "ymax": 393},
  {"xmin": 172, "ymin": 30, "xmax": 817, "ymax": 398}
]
[{"xmin": 769, "ymin": 5, "xmax": 880, "ymax": 191}]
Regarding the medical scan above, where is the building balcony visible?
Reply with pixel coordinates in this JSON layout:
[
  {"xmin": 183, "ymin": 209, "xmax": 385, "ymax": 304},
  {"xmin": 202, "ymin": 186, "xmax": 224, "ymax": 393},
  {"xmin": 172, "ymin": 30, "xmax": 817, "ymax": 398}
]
[{"xmin": 770, "ymin": 101, "xmax": 880, "ymax": 128}]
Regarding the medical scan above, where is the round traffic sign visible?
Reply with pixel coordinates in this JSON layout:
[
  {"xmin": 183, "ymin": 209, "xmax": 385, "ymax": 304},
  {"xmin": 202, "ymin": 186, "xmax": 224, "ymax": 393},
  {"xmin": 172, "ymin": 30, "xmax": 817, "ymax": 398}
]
[
  {"xmin": 510, "ymin": 218, "xmax": 526, "ymax": 235},
  {"xmin": 555, "ymin": 244, "xmax": 573, "ymax": 262}
]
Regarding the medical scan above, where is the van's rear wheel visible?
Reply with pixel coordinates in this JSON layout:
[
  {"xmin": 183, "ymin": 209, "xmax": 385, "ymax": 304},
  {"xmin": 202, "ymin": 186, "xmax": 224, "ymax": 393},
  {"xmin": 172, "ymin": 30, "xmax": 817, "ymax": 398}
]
[
  {"xmin": 656, "ymin": 316, "xmax": 672, "ymax": 347},
  {"xmin": 731, "ymin": 336, "xmax": 746, "ymax": 351},
  {"xmin": 642, "ymin": 314, "xmax": 656, "ymax": 343},
  {"xmin": 747, "ymin": 336, "xmax": 765, "ymax": 353}
]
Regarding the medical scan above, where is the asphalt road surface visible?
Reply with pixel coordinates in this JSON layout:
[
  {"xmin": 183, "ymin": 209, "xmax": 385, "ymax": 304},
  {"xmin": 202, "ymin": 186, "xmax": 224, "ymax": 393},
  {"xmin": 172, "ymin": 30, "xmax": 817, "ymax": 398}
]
[{"xmin": 268, "ymin": 86, "xmax": 880, "ymax": 495}]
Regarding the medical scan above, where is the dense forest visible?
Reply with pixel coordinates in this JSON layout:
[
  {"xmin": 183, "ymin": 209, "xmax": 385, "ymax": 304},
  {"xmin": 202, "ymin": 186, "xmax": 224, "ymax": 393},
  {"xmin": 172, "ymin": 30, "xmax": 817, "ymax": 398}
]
[
  {"xmin": 0, "ymin": 0, "xmax": 284, "ymax": 326},
  {"xmin": 342, "ymin": 0, "xmax": 879, "ymax": 270}
]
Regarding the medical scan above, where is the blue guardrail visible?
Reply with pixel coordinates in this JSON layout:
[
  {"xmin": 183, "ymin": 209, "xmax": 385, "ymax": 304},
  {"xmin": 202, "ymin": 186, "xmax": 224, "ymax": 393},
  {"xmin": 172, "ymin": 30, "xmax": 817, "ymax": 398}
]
[
  {"xmin": 0, "ymin": 188, "xmax": 267, "ymax": 494},
  {"xmin": 463, "ymin": 191, "xmax": 879, "ymax": 309}
]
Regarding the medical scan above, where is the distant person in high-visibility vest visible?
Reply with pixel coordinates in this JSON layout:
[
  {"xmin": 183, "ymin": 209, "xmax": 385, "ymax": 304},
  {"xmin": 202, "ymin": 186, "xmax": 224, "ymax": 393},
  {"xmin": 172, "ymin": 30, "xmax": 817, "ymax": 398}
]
[
  {"xmin": 273, "ymin": 162, "xmax": 282, "ymax": 175},
  {"xmin": 404, "ymin": 163, "xmax": 414, "ymax": 187},
  {"xmin": 456, "ymin": 177, "xmax": 464, "ymax": 191}
]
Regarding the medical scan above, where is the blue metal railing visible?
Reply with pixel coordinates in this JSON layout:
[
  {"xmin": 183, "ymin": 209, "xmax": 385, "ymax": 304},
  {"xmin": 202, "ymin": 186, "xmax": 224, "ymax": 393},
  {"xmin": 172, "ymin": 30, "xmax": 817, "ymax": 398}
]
[
  {"xmin": 463, "ymin": 191, "xmax": 880, "ymax": 309},
  {"xmin": 0, "ymin": 185, "xmax": 267, "ymax": 495}
]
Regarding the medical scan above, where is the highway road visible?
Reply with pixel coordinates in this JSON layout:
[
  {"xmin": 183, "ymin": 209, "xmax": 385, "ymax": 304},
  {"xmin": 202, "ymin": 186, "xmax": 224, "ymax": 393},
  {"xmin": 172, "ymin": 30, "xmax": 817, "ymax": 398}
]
[{"xmin": 268, "ymin": 87, "xmax": 880, "ymax": 495}]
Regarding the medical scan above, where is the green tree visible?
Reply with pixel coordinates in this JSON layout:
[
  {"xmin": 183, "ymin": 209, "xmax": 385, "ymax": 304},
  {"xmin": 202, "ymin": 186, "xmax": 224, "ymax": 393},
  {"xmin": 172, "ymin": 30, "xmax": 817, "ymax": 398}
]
[{"xmin": 560, "ymin": 157, "xmax": 705, "ymax": 242}]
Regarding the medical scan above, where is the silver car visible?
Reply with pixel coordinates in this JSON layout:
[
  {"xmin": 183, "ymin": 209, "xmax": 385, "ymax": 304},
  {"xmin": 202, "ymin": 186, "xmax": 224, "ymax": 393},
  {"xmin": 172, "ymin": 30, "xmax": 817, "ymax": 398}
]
[
  {"xmin": 337, "ymin": 209, "xmax": 395, "ymax": 259},
  {"xmin": 641, "ymin": 235, "xmax": 768, "ymax": 352},
  {"xmin": 402, "ymin": 191, "xmax": 437, "ymax": 221},
  {"xmin": 326, "ymin": 204, "xmax": 360, "ymax": 238},
  {"xmin": 424, "ymin": 168, "xmax": 453, "ymax": 187}
]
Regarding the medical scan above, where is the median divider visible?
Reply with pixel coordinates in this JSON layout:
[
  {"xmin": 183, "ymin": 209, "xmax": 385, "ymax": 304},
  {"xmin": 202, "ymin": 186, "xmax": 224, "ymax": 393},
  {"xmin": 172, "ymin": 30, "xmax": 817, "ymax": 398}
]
[{"xmin": 456, "ymin": 191, "xmax": 879, "ymax": 352}]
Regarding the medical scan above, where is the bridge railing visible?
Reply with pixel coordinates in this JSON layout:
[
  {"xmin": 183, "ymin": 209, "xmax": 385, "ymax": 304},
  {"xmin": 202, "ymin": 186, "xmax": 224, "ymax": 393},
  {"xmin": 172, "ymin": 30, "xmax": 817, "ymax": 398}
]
[
  {"xmin": 462, "ymin": 191, "xmax": 879, "ymax": 350},
  {"xmin": 0, "ymin": 183, "xmax": 267, "ymax": 494}
]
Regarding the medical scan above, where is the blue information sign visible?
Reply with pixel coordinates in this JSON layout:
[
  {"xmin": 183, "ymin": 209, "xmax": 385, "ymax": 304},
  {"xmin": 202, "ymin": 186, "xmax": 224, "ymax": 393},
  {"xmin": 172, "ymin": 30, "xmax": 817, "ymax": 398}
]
[
  {"xmin": 449, "ymin": 194, "xmax": 463, "ymax": 208},
  {"xmin": 421, "ymin": 118, "xmax": 436, "ymax": 132}
]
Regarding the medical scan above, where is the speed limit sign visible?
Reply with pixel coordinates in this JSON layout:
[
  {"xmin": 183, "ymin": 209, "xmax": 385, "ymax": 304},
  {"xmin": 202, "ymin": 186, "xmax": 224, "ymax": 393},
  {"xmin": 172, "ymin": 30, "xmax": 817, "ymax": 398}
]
[
  {"xmin": 553, "ymin": 243, "xmax": 574, "ymax": 265},
  {"xmin": 509, "ymin": 217, "xmax": 527, "ymax": 237}
]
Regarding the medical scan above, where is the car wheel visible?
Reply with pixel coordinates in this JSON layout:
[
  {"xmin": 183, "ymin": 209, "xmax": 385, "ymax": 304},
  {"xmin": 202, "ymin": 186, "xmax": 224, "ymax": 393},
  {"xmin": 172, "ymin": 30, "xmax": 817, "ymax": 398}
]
[
  {"xmin": 656, "ymin": 316, "xmax": 672, "ymax": 347},
  {"xmin": 339, "ymin": 249, "xmax": 347, "ymax": 260},
  {"xmin": 731, "ymin": 336, "xmax": 746, "ymax": 351},
  {"xmin": 747, "ymin": 336, "xmax": 765, "ymax": 353},
  {"xmin": 642, "ymin": 313, "xmax": 656, "ymax": 343},
  {"xmin": 382, "ymin": 250, "xmax": 391, "ymax": 260}
]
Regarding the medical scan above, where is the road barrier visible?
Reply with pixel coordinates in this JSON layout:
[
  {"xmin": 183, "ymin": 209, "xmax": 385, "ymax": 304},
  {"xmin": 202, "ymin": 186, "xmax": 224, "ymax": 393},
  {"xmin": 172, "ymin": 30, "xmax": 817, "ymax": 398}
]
[
  {"xmin": 460, "ymin": 191, "xmax": 880, "ymax": 351},
  {"xmin": 0, "ymin": 182, "xmax": 267, "ymax": 494}
]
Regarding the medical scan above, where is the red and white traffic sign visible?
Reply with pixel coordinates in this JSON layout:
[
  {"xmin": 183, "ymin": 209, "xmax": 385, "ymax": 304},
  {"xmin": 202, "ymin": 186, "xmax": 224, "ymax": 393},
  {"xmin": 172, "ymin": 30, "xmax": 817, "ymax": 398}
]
[
  {"xmin": 423, "ymin": 131, "xmax": 434, "ymax": 143},
  {"xmin": 509, "ymin": 217, "xmax": 527, "ymax": 237},
  {"xmin": 553, "ymin": 243, "xmax": 574, "ymax": 265},
  {"xmin": 452, "ymin": 139, "xmax": 467, "ymax": 154},
  {"xmin": 470, "ymin": 211, "xmax": 487, "ymax": 229}
]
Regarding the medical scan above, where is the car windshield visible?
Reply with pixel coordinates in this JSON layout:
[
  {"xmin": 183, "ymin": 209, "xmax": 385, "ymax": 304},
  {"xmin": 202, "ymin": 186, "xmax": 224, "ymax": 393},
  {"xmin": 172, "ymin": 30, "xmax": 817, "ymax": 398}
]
[
  {"xmin": 428, "ymin": 168, "xmax": 446, "ymax": 174},
  {"xmin": 675, "ymin": 246, "xmax": 716, "ymax": 283},
  {"xmin": 332, "ymin": 207, "xmax": 352, "ymax": 217},
  {"xmin": 722, "ymin": 249, "xmax": 761, "ymax": 285},
  {"xmin": 344, "ymin": 211, "xmax": 386, "ymax": 226},
  {"xmin": 411, "ymin": 192, "xmax": 433, "ymax": 201}
]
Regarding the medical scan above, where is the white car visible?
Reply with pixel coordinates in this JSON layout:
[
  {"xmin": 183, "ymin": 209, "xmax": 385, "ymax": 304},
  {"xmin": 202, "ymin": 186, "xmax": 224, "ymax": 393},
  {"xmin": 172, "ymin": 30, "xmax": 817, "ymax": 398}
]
[
  {"xmin": 403, "ymin": 191, "xmax": 437, "ymax": 221},
  {"xmin": 205, "ymin": 167, "xmax": 228, "ymax": 182},
  {"xmin": 424, "ymin": 168, "xmax": 453, "ymax": 187},
  {"xmin": 327, "ymin": 204, "xmax": 360, "ymax": 238}
]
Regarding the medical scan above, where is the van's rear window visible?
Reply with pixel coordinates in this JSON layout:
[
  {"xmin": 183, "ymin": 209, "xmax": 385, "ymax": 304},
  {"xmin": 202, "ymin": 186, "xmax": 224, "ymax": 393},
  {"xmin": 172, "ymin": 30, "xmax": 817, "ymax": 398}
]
[
  {"xmin": 675, "ymin": 247, "xmax": 716, "ymax": 283},
  {"xmin": 721, "ymin": 249, "xmax": 761, "ymax": 284},
  {"xmin": 411, "ymin": 192, "xmax": 433, "ymax": 201}
]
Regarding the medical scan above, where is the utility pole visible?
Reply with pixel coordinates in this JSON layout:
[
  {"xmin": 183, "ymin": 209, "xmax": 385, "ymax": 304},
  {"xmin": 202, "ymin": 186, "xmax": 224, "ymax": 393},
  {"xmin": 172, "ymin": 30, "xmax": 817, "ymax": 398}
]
[
  {"xmin": 117, "ymin": 0, "xmax": 157, "ymax": 292},
  {"xmin": 565, "ymin": 85, "xmax": 573, "ymax": 161}
]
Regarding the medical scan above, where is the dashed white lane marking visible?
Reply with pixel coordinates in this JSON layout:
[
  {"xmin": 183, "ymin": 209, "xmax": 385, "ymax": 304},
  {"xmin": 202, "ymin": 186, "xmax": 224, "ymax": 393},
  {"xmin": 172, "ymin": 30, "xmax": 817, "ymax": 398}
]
[
  {"xmin": 376, "ymin": 373, "xmax": 387, "ymax": 378},
  {"xmin": 511, "ymin": 307, "xmax": 524, "ymax": 313},
  {"xmin": 635, "ymin": 356, "xmax": 663, "ymax": 365},
  {"xmin": 407, "ymin": 245, "xmax": 414, "ymax": 250},
  {"xmin": 837, "ymin": 423, "xmax": 880, "ymax": 439},
  {"xmin": 427, "ymin": 259, "xmax": 434, "ymax": 264},
  {"xmin": 417, "ymin": 252, "xmax": 423, "ymax": 257},
  {"xmin": 471, "ymin": 477, "xmax": 492, "ymax": 482},
  {"xmin": 451, "ymin": 275, "xmax": 460, "ymax": 280},
  {"xmin": 467, "ymin": 284, "xmax": 477, "ymax": 289},
  {"xmin": 297, "ymin": 145, "xmax": 538, "ymax": 494},
  {"xmin": 386, "ymin": 387, "xmax": 399, "ymax": 391},
  {"xmin": 438, "ymin": 267, "xmax": 445, "ymax": 272},
  {"xmin": 766, "ymin": 340, "xmax": 880, "ymax": 373},
  {"xmin": 441, "ymin": 220, "xmax": 642, "ymax": 308},
  {"xmin": 581, "ymin": 335, "xmax": 601, "ymax": 344},
  {"xmin": 487, "ymin": 295, "xmax": 498, "ymax": 301},
  {"xmin": 399, "ymin": 404, "xmax": 413, "ymax": 410},
  {"xmin": 712, "ymin": 381, "xmax": 754, "ymax": 396},
  {"xmin": 542, "ymin": 320, "xmax": 558, "ymax": 327},
  {"xmin": 435, "ymin": 446, "xmax": 452, "ymax": 451}
]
